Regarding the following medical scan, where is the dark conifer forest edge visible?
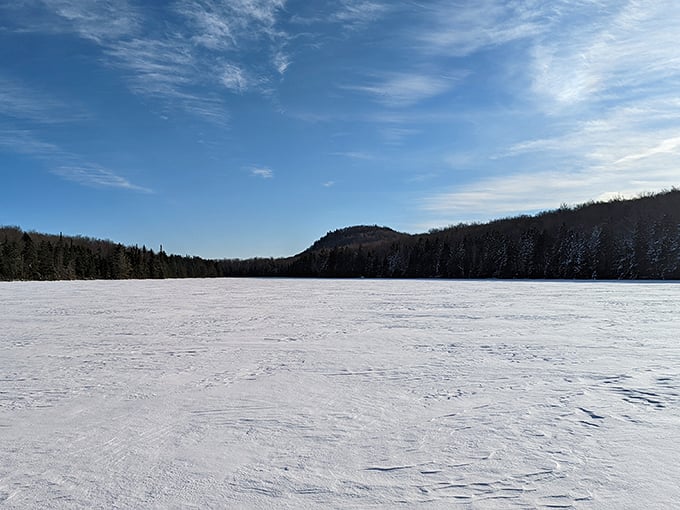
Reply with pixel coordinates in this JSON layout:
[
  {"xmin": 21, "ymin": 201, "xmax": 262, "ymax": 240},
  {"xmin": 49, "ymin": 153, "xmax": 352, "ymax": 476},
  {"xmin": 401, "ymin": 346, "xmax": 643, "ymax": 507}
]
[{"xmin": 2, "ymin": 188, "xmax": 680, "ymax": 281}]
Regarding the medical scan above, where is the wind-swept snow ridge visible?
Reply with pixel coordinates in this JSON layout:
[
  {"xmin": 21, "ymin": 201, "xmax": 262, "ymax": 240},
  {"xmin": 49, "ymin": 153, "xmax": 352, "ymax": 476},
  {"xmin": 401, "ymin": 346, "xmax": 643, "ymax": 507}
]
[{"xmin": 1, "ymin": 279, "xmax": 679, "ymax": 508}]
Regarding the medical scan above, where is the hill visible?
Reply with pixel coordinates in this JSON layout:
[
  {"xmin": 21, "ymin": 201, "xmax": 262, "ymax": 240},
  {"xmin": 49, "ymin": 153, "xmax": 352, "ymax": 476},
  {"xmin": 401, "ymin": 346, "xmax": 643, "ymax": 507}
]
[{"xmin": 302, "ymin": 226, "xmax": 409, "ymax": 253}]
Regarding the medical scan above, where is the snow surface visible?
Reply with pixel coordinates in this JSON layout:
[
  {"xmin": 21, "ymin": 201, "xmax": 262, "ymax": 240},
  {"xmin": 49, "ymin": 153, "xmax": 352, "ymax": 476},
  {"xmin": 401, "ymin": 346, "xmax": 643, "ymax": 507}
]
[{"xmin": 1, "ymin": 279, "xmax": 679, "ymax": 509}]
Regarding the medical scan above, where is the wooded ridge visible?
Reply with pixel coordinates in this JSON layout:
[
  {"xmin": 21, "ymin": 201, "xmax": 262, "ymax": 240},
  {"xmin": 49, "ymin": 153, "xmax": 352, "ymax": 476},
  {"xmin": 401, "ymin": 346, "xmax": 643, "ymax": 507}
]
[{"xmin": 2, "ymin": 189, "xmax": 679, "ymax": 280}]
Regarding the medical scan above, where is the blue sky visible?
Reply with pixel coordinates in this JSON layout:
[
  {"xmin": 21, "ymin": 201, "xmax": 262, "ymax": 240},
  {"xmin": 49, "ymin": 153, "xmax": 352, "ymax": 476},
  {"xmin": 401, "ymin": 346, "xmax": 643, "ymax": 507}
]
[{"xmin": 2, "ymin": 1, "xmax": 679, "ymax": 258}]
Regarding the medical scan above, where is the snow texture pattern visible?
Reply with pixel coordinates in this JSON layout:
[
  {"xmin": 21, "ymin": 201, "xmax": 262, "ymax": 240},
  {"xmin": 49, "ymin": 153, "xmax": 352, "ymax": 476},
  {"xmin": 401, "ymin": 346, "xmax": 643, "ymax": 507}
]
[{"xmin": 1, "ymin": 279, "xmax": 679, "ymax": 508}]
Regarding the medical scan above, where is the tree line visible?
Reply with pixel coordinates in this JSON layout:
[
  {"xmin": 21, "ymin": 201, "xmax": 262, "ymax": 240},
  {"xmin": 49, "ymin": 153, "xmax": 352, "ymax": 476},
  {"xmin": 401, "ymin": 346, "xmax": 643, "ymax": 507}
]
[
  {"xmin": 2, "ymin": 189, "xmax": 679, "ymax": 281},
  {"xmin": 0, "ymin": 229, "xmax": 222, "ymax": 281}
]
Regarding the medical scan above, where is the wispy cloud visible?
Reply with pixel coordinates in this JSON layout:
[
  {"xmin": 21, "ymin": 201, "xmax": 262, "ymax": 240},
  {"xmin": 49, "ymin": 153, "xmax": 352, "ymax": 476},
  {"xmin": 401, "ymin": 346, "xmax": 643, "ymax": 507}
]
[
  {"xmin": 4, "ymin": 1, "xmax": 290, "ymax": 122},
  {"xmin": 506, "ymin": 96, "xmax": 680, "ymax": 167},
  {"xmin": 52, "ymin": 165, "xmax": 152, "ymax": 192},
  {"xmin": 413, "ymin": 0, "xmax": 544, "ymax": 57},
  {"xmin": 322, "ymin": 180, "xmax": 336, "ymax": 187},
  {"xmin": 291, "ymin": 0, "xmax": 388, "ymax": 29},
  {"xmin": 173, "ymin": 0, "xmax": 291, "ymax": 88},
  {"xmin": 343, "ymin": 71, "xmax": 465, "ymax": 107},
  {"xmin": 273, "ymin": 51, "xmax": 291, "ymax": 75},
  {"xmin": 178, "ymin": 3, "xmax": 236, "ymax": 50},
  {"xmin": 101, "ymin": 33, "xmax": 238, "ymax": 123},
  {"xmin": 330, "ymin": 151, "xmax": 374, "ymax": 160},
  {"xmin": 406, "ymin": 173, "xmax": 437, "ymax": 184},
  {"xmin": 380, "ymin": 126, "xmax": 420, "ymax": 145},
  {"xmin": 330, "ymin": 0, "xmax": 388, "ymax": 28},
  {"xmin": 250, "ymin": 166, "xmax": 274, "ymax": 178},
  {"xmin": 613, "ymin": 136, "xmax": 680, "ymax": 166},
  {"xmin": 530, "ymin": 1, "xmax": 680, "ymax": 110},
  {"xmin": 423, "ymin": 170, "xmax": 595, "ymax": 222},
  {"xmin": 422, "ymin": 154, "xmax": 680, "ymax": 225},
  {"xmin": 15, "ymin": 0, "xmax": 142, "ymax": 42},
  {"xmin": 0, "ymin": 76, "xmax": 143, "ymax": 192},
  {"xmin": 176, "ymin": 0, "xmax": 286, "ymax": 49},
  {"xmin": 404, "ymin": 1, "xmax": 680, "ymax": 110},
  {"xmin": 0, "ymin": 129, "xmax": 150, "ymax": 193},
  {"xmin": 0, "ymin": 76, "xmax": 84, "ymax": 124},
  {"xmin": 104, "ymin": 37, "xmax": 194, "ymax": 93},
  {"xmin": 0, "ymin": 129, "xmax": 61, "ymax": 156},
  {"xmin": 220, "ymin": 63, "xmax": 251, "ymax": 94}
]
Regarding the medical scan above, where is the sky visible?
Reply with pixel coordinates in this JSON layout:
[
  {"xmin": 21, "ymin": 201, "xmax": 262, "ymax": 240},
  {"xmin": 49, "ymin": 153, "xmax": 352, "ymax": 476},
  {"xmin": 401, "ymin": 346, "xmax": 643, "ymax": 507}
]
[{"xmin": 2, "ymin": 1, "xmax": 680, "ymax": 259}]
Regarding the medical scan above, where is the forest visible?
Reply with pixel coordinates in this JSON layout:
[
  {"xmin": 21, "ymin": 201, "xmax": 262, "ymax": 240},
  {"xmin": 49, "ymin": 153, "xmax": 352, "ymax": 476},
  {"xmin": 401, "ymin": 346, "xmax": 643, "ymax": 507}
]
[{"xmin": 2, "ymin": 189, "xmax": 680, "ymax": 281}]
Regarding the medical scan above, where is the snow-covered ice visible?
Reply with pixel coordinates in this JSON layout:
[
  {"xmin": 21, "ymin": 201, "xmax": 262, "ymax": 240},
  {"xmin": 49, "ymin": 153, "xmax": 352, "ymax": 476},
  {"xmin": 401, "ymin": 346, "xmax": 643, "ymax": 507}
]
[{"xmin": 1, "ymin": 279, "xmax": 679, "ymax": 508}]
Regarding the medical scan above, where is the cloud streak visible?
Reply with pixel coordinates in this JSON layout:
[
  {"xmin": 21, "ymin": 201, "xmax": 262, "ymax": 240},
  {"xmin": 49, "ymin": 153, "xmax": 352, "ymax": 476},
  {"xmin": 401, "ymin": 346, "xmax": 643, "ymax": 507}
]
[
  {"xmin": 343, "ymin": 71, "xmax": 465, "ymax": 107},
  {"xmin": 102, "ymin": 36, "xmax": 231, "ymax": 122},
  {"xmin": 52, "ymin": 165, "xmax": 151, "ymax": 192},
  {"xmin": 250, "ymin": 167, "xmax": 274, "ymax": 179},
  {"xmin": 506, "ymin": 94, "xmax": 680, "ymax": 168},
  {"xmin": 291, "ymin": 0, "xmax": 388, "ymax": 29},
  {"xmin": 330, "ymin": 0, "xmax": 388, "ymax": 28},
  {"xmin": 0, "ymin": 76, "xmax": 84, "ymax": 124},
  {"xmin": 331, "ymin": 151, "xmax": 375, "ymax": 160},
  {"xmin": 43, "ymin": 0, "xmax": 140, "ymax": 41},
  {"xmin": 0, "ymin": 129, "xmax": 150, "ymax": 193},
  {"xmin": 0, "ymin": 129, "xmax": 61, "ymax": 156},
  {"xmin": 413, "ymin": 0, "xmax": 544, "ymax": 57}
]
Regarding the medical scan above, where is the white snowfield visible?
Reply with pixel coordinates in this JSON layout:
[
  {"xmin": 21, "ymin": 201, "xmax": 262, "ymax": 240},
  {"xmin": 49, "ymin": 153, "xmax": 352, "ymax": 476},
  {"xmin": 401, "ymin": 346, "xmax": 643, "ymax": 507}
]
[{"xmin": 1, "ymin": 279, "xmax": 679, "ymax": 509}]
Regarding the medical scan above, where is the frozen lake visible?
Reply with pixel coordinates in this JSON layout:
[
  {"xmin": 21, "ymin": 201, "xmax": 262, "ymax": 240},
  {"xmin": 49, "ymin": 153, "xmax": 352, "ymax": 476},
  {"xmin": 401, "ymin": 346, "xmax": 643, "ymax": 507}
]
[{"xmin": 1, "ymin": 279, "xmax": 679, "ymax": 509}]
